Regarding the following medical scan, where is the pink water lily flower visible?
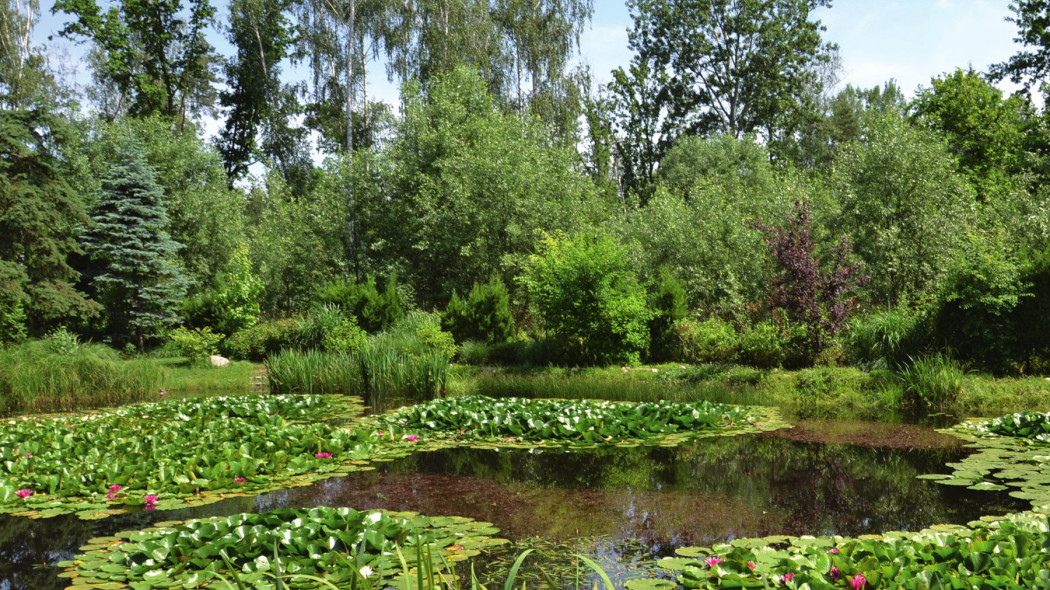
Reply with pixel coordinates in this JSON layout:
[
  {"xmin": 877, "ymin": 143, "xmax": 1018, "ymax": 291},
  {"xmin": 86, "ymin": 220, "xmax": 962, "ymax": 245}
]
[
  {"xmin": 829, "ymin": 566, "xmax": 840, "ymax": 580},
  {"xmin": 23, "ymin": 453, "xmax": 31, "ymax": 458},
  {"xmin": 314, "ymin": 452, "xmax": 333, "ymax": 458},
  {"xmin": 405, "ymin": 435, "xmax": 419, "ymax": 442},
  {"xmin": 826, "ymin": 547, "xmax": 839, "ymax": 554},
  {"xmin": 105, "ymin": 493, "xmax": 116, "ymax": 499},
  {"xmin": 143, "ymin": 495, "xmax": 158, "ymax": 506},
  {"xmin": 108, "ymin": 484, "xmax": 122, "ymax": 493},
  {"xmin": 747, "ymin": 561, "xmax": 756, "ymax": 571},
  {"xmin": 234, "ymin": 477, "xmax": 245, "ymax": 483},
  {"xmin": 782, "ymin": 573, "xmax": 794, "ymax": 583},
  {"xmin": 15, "ymin": 489, "xmax": 31, "ymax": 499},
  {"xmin": 849, "ymin": 574, "xmax": 866, "ymax": 590},
  {"xmin": 704, "ymin": 557, "xmax": 724, "ymax": 567}
]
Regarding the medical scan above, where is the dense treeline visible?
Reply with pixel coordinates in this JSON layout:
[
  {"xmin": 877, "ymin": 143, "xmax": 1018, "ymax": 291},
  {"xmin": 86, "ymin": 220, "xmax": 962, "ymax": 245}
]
[{"xmin": 2, "ymin": 0, "xmax": 1050, "ymax": 377}]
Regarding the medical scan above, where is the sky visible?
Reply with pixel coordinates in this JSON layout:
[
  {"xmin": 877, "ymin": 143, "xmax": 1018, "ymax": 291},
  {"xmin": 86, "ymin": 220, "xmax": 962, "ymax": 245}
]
[{"xmin": 34, "ymin": 0, "xmax": 1026, "ymax": 114}]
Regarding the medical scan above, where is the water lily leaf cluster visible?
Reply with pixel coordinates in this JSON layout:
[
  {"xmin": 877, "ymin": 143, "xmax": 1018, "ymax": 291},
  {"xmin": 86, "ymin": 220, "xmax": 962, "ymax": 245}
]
[
  {"xmin": 657, "ymin": 511, "xmax": 1050, "ymax": 589},
  {"xmin": 0, "ymin": 395, "xmax": 410, "ymax": 519},
  {"xmin": 58, "ymin": 506, "xmax": 509, "ymax": 589},
  {"xmin": 373, "ymin": 396, "xmax": 783, "ymax": 449},
  {"xmin": 918, "ymin": 412, "xmax": 1050, "ymax": 507}
]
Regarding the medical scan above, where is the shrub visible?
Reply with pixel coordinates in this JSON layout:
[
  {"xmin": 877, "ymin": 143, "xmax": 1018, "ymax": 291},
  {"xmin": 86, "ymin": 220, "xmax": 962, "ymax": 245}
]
[
  {"xmin": 315, "ymin": 275, "xmax": 405, "ymax": 333},
  {"xmin": 736, "ymin": 321, "xmax": 787, "ymax": 368},
  {"xmin": 44, "ymin": 326, "xmax": 80, "ymax": 356},
  {"xmin": 170, "ymin": 326, "xmax": 225, "ymax": 364},
  {"xmin": 648, "ymin": 270, "xmax": 688, "ymax": 362},
  {"xmin": 223, "ymin": 318, "xmax": 300, "ymax": 361},
  {"xmin": 295, "ymin": 304, "xmax": 367, "ymax": 353},
  {"xmin": 0, "ymin": 297, "xmax": 26, "ymax": 345},
  {"xmin": 184, "ymin": 243, "xmax": 263, "ymax": 336},
  {"xmin": 519, "ymin": 231, "xmax": 653, "ymax": 366},
  {"xmin": 1011, "ymin": 246, "xmax": 1050, "ymax": 373},
  {"xmin": 844, "ymin": 306, "xmax": 929, "ymax": 370},
  {"xmin": 898, "ymin": 353, "xmax": 964, "ymax": 414},
  {"xmin": 933, "ymin": 231, "xmax": 1029, "ymax": 374},
  {"xmin": 672, "ymin": 317, "xmax": 738, "ymax": 364},
  {"xmin": 442, "ymin": 277, "xmax": 515, "ymax": 344}
]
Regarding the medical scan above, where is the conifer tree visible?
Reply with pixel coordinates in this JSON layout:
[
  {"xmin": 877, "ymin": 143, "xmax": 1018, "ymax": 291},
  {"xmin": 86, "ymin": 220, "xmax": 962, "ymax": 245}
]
[{"xmin": 81, "ymin": 135, "xmax": 187, "ymax": 351}]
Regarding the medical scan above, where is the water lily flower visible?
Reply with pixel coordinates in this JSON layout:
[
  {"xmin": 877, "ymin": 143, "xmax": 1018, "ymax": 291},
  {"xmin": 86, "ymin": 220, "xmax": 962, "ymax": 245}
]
[
  {"xmin": 144, "ymin": 495, "xmax": 159, "ymax": 506},
  {"xmin": 827, "ymin": 547, "xmax": 839, "ymax": 554},
  {"xmin": 15, "ymin": 489, "xmax": 31, "ymax": 499},
  {"xmin": 783, "ymin": 573, "xmax": 794, "ymax": 583},
  {"xmin": 234, "ymin": 477, "xmax": 246, "ymax": 483},
  {"xmin": 377, "ymin": 430, "xmax": 384, "ymax": 436},
  {"xmin": 105, "ymin": 493, "xmax": 116, "ymax": 499},
  {"xmin": 829, "ymin": 566, "xmax": 840, "ymax": 580},
  {"xmin": 359, "ymin": 566, "xmax": 373, "ymax": 578},
  {"xmin": 704, "ymin": 557, "xmax": 724, "ymax": 567},
  {"xmin": 23, "ymin": 453, "xmax": 31, "ymax": 458},
  {"xmin": 405, "ymin": 435, "xmax": 419, "ymax": 442},
  {"xmin": 314, "ymin": 452, "xmax": 333, "ymax": 458},
  {"xmin": 108, "ymin": 484, "xmax": 122, "ymax": 493},
  {"xmin": 849, "ymin": 574, "xmax": 866, "ymax": 590},
  {"xmin": 747, "ymin": 561, "xmax": 756, "ymax": 570}
]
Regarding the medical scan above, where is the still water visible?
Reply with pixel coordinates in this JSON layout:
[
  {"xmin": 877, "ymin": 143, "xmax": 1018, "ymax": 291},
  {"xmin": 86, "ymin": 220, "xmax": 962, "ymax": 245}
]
[{"xmin": 0, "ymin": 423, "xmax": 1026, "ymax": 589}]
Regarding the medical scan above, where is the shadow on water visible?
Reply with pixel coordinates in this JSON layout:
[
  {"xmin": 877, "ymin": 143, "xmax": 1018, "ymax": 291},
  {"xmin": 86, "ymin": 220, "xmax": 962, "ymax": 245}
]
[{"xmin": 0, "ymin": 423, "xmax": 1029, "ymax": 589}]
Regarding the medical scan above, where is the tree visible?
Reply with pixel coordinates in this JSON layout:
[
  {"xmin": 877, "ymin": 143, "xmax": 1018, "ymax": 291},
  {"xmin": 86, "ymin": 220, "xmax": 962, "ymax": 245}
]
[
  {"xmin": 831, "ymin": 113, "xmax": 976, "ymax": 306},
  {"xmin": 218, "ymin": 0, "xmax": 300, "ymax": 181},
  {"xmin": 605, "ymin": 58, "xmax": 676, "ymax": 201},
  {"xmin": 0, "ymin": 0, "xmax": 63, "ymax": 109},
  {"xmin": 80, "ymin": 136, "xmax": 188, "ymax": 350},
  {"xmin": 990, "ymin": 0, "xmax": 1050, "ymax": 91},
  {"xmin": 52, "ymin": 0, "xmax": 219, "ymax": 125},
  {"xmin": 911, "ymin": 68, "xmax": 1038, "ymax": 199},
  {"xmin": 625, "ymin": 0, "xmax": 835, "ymax": 142},
  {"xmin": 0, "ymin": 109, "xmax": 97, "ymax": 335}
]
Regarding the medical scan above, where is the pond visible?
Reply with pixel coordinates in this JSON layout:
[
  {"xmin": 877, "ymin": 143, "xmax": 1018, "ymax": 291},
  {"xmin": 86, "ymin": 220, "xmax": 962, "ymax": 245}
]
[{"xmin": 0, "ymin": 419, "xmax": 1027, "ymax": 589}]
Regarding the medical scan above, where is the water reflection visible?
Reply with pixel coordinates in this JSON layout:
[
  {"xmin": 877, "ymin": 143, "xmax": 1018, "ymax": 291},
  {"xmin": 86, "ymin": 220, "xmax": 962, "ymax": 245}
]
[{"xmin": 0, "ymin": 425, "xmax": 1028, "ymax": 590}]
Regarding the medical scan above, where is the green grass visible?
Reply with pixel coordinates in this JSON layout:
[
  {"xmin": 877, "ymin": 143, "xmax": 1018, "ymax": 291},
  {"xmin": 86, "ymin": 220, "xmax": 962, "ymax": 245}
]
[
  {"xmin": 128, "ymin": 357, "xmax": 263, "ymax": 397},
  {"xmin": 0, "ymin": 340, "xmax": 162, "ymax": 415}
]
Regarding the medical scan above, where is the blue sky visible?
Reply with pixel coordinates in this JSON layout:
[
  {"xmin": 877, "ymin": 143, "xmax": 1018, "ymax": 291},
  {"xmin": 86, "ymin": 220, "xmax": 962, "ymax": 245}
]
[{"xmin": 36, "ymin": 0, "xmax": 1024, "ymax": 109}]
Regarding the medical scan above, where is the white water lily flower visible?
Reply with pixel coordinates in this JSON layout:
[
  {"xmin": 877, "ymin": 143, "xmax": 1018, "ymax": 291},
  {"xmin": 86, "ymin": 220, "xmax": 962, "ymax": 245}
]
[
  {"xmin": 366, "ymin": 511, "xmax": 382, "ymax": 524},
  {"xmin": 359, "ymin": 566, "xmax": 374, "ymax": 578}
]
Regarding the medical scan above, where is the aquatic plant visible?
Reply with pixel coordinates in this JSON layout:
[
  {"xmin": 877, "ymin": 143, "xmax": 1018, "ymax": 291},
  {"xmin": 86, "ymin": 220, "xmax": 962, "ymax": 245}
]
[
  {"xmin": 58, "ymin": 507, "xmax": 508, "ymax": 589},
  {"xmin": 0, "ymin": 395, "xmax": 410, "ymax": 519}
]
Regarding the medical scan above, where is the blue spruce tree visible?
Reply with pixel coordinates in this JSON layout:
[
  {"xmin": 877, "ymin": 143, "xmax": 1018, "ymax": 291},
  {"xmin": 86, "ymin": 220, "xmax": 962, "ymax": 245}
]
[{"xmin": 82, "ymin": 135, "xmax": 187, "ymax": 351}]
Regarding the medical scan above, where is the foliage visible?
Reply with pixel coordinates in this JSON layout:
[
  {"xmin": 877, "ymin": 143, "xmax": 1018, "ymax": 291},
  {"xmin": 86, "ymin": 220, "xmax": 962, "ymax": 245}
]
[
  {"xmin": 62, "ymin": 507, "xmax": 506, "ymax": 589},
  {"xmin": 843, "ymin": 306, "xmax": 929, "ymax": 370},
  {"xmin": 80, "ymin": 135, "xmax": 188, "ymax": 351},
  {"xmin": 647, "ymin": 270, "xmax": 688, "ymax": 362},
  {"xmin": 184, "ymin": 242, "xmax": 263, "ymax": 336},
  {"xmin": 752, "ymin": 199, "xmax": 869, "ymax": 361},
  {"xmin": 352, "ymin": 67, "xmax": 603, "ymax": 306},
  {"xmin": 990, "ymin": 0, "xmax": 1050, "ymax": 91},
  {"xmin": 897, "ymin": 354, "xmax": 964, "ymax": 415},
  {"xmin": 656, "ymin": 511, "xmax": 1050, "ymax": 590},
  {"xmin": 1013, "ymin": 246, "xmax": 1050, "ymax": 372},
  {"xmin": 294, "ymin": 305, "xmax": 367, "ymax": 353},
  {"xmin": 52, "ymin": 0, "xmax": 218, "ymax": 123},
  {"xmin": 0, "ymin": 394, "xmax": 385, "ymax": 518},
  {"xmin": 933, "ymin": 231, "xmax": 1030, "ymax": 373},
  {"xmin": 831, "ymin": 112, "xmax": 976, "ymax": 305},
  {"xmin": 315, "ymin": 275, "xmax": 405, "ymax": 333},
  {"xmin": 735, "ymin": 321, "xmax": 789, "ymax": 369},
  {"xmin": 441, "ymin": 276, "xmax": 516, "ymax": 345},
  {"xmin": 223, "ymin": 318, "xmax": 301, "ymax": 361},
  {"xmin": 375, "ymin": 395, "xmax": 769, "ymax": 447},
  {"xmin": 624, "ymin": 0, "xmax": 835, "ymax": 143},
  {"xmin": 521, "ymin": 231, "xmax": 653, "ymax": 366},
  {"xmin": 671, "ymin": 317, "xmax": 738, "ymax": 365},
  {"xmin": 44, "ymin": 326, "xmax": 80, "ymax": 355},
  {"xmin": 264, "ymin": 349, "xmax": 361, "ymax": 395},
  {"xmin": 0, "ymin": 339, "xmax": 161, "ymax": 415},
  {"xmin": 0, "ymin": 109, "xmax": 97, "ymax": 335},
  {"xmin": 169, "ymin": 326, "xmax": 224, "ymax": 364}
]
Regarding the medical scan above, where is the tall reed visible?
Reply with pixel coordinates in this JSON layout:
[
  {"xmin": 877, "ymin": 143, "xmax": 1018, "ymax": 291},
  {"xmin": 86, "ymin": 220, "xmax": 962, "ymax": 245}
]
[{"xmin": 0, "ymin": 340, "xmax": 161, "ymax": 415}]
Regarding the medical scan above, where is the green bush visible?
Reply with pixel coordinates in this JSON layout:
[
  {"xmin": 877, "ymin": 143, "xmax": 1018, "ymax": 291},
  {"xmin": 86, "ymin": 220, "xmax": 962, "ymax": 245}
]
[
  {"xmin": 441, "ymin": 276, "xmax": 515, "ymax": 344},
  {"xmin": 315, "ymin": 275, "xmax": 405, "ymax": 333},
  {"xmin": 170, "ymin": 326, "xmax": 225, "ymax": 364},
  {"xmin": 736, "ymin": 321, "xmax": 787, "ymax": 368},
  {"xmin": 295, "ymin": 304, "xmax": 367, "ymax": 353},
  {"xmin": 223, "ymin": 318, "xmax": 300, "ymax": 361},
  {"xmin": 44, "ymin": 326, "xmax": 80, "ymax": 356},
  {"xmin": 898, "ymin": 353, "xmax": 964, "ymax": 414},
  {"xmin": 520, "ymin": 231, "xmax": 653, "ymax": 366},
  {"xmin": 183, "ymin": 243, "xmax": 263, "ymax": 336},
  {"xmin": 1012, "ymin": 246, "xmax": 1050, "ymax": 373},
  {"xmin": 844, "ymin": 306, "xmax": 929, "ymax": 370},
  {"xmin": 933, "ymin": 231, "xmax": 1029, "ymax": 374},
  {"xmin": 648, "ymin": 270, "xmax": 688, "ymax": 362},
  {"xmin": 672, "ymin": 317, "xmax": 739, "ymax": 364},
  {"xmin": 0, "ymin": 297, "xmax": 26, "ymax": 345}
]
